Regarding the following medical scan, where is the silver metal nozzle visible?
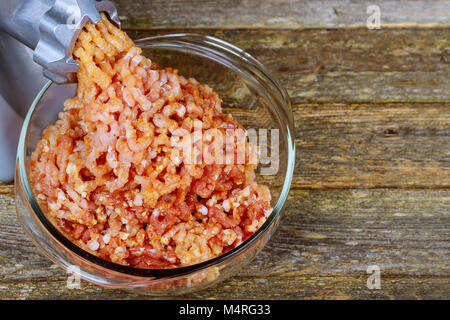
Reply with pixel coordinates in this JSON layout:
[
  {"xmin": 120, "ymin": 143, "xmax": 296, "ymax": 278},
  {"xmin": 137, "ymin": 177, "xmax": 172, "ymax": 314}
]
[{"xmin": 0, "ymin": 0, "xmax": 120, "ymax": 83}]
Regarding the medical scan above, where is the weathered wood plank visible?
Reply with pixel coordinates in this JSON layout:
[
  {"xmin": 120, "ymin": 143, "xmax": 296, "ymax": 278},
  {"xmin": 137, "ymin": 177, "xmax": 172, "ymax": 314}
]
[
  {"xmin": 2, "ymin": 275, "xmax": 448, "ymax": 300},
  {"xmin": 114, "ymin": 0, "xmax": 450, "ymax": 29},
  {"xmin": 1, "ymin": 186, "xmax": 449, "ymax": 299},
  {"xmin": 292, "ymin": 102, "xmax": 450, "ymax": 188},
  {"xmin": 126, "ymin": 28, "xmax": 450, "ymax": 103}
]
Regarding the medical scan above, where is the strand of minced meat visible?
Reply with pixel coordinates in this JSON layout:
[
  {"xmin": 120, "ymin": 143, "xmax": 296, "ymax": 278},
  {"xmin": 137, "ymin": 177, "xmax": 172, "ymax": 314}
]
[{"xmin": 30, "ymin": 14, "xmax": 272, "ymax": 268}]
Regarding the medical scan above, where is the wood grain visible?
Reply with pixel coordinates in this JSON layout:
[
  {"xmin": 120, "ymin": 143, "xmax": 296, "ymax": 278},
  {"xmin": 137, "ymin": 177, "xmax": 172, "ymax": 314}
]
[
  {"xmin": 292, "ymin": 102, "xmax": 450, "ymax": 188},
  {"xmin": 1, "ymin": 186, "xmax": 448, "ymax": 299},
  {"xmin": 126, "ymin": 28, "xmax": 450, "ymax": 104},
  {"xmin": 114, "ymin": 0, "xmax": 450, "ymax": 29}
]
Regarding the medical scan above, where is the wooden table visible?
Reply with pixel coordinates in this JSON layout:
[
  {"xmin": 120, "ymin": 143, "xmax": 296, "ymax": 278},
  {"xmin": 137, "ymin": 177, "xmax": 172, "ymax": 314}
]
[{"xmin": 1, "ymin": 0, "xmax": 449, "ymax": 299}]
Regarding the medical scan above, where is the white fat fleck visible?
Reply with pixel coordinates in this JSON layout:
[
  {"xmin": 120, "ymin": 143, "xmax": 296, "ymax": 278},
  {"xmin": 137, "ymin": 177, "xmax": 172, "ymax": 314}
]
[
  {"xmin": 57, "ymin": 189, "xmax": 66, "ymax": 202},
  {"xmin": 172, "ymin": 128, "xmax": 189, "ymax": 137},
  {"xmin": 36, "ymin": 194, "xmax": 46, "ymax": 201},
  {"xmin": 171, "ymin": 155, "xmax": 182, "ymax": 165},
  {"xmin": 222, "ymin": 199, "xmax": 231, "ymax": 212},
  {"xmin": 75, "ymin": 184, "xmax": 87, "ymax": 198},
  {"xmin": 237, "ymin": 186, "xmax": 251, "ymax": 201},
  {"xmin": 120, "ymin": 217, "xmax": 128, "ymax": 224},
  {"xmin": 134, "ymin": 193, "xmax": 143, "ymax": 206},
  {"xmin": 114, "ymin": 247, "xmax": 125, "ymax": 255},
  {"xmin": 48, "ymin": 202, "xmax": 61, "ymax": 211},
  {"xmin": 65, "ymin": 162, "xmax": 77, "ymax": 175},
  {"xmin": 204, "ymin": 133, "xmax": 212, "ymax": 142},
  {"xmin": 141, "ymin": 101, "xmax": 152, "ymax": 111},
  {"xmin": 176, "ymin": 105, "xmax": 186, "ymax": 117},
  {"xmin": 222, "ymin": 229, "xmax": 237, "ymax": 245},
  {"xmin": 198, "ymin": 205, "xmax": 208, "ymax": 216},
  {"xmin": 87, "ymin": 240, "xmax": 100, "ymax": 251},
  {"xmin": 170, "ymin": 136, "xmax": 180, "ymax": 147},
  {"xmin": 206, "ymin": 196, "xmax": 216, "ymax": 207},
  {"xmin": 106, "ymin": 147, "xmax": 118, "ymax": 169},
  {"xmin": 103, "ymin": 234, "xmax": 111, "ymax": 244},
  {"xmin": 246, "ymin": 220, "xmax": 259, "ymax": 233},
  {"xmin": 56, "ymin": 210, "xmax": 66, "ymax": 219}
]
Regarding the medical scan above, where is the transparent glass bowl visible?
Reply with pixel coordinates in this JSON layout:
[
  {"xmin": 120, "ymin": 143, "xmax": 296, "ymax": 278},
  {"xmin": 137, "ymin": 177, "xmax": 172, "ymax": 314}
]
[{"xmin": 15, "ymin": 34, "xmax": 295, "ymax": 295}]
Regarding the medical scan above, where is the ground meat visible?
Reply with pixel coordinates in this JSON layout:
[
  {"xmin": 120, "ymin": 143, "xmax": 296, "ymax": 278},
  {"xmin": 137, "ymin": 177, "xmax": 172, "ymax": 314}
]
[{"xmin": 30, "ymin": 14, "xmax": 272, "ymax": 268}]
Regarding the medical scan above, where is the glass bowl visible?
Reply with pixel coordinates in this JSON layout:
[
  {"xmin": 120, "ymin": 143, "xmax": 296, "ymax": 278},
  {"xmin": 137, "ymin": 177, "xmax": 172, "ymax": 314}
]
[{"xmin": 15, "ymin": 34, "xmax": 295, "ymax": 295}]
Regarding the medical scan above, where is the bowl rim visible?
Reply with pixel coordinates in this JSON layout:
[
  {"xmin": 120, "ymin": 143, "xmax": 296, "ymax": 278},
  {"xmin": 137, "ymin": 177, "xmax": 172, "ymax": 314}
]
[{"xmin": 16, "ymin": 33, "xmax": 296, "ymax": 279}]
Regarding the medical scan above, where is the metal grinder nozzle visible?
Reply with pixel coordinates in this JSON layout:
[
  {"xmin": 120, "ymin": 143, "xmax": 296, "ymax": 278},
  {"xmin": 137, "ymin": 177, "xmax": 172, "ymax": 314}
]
[{"xmin": 0, "ymin": 0, "xmax": 120, "ymax": 83}]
